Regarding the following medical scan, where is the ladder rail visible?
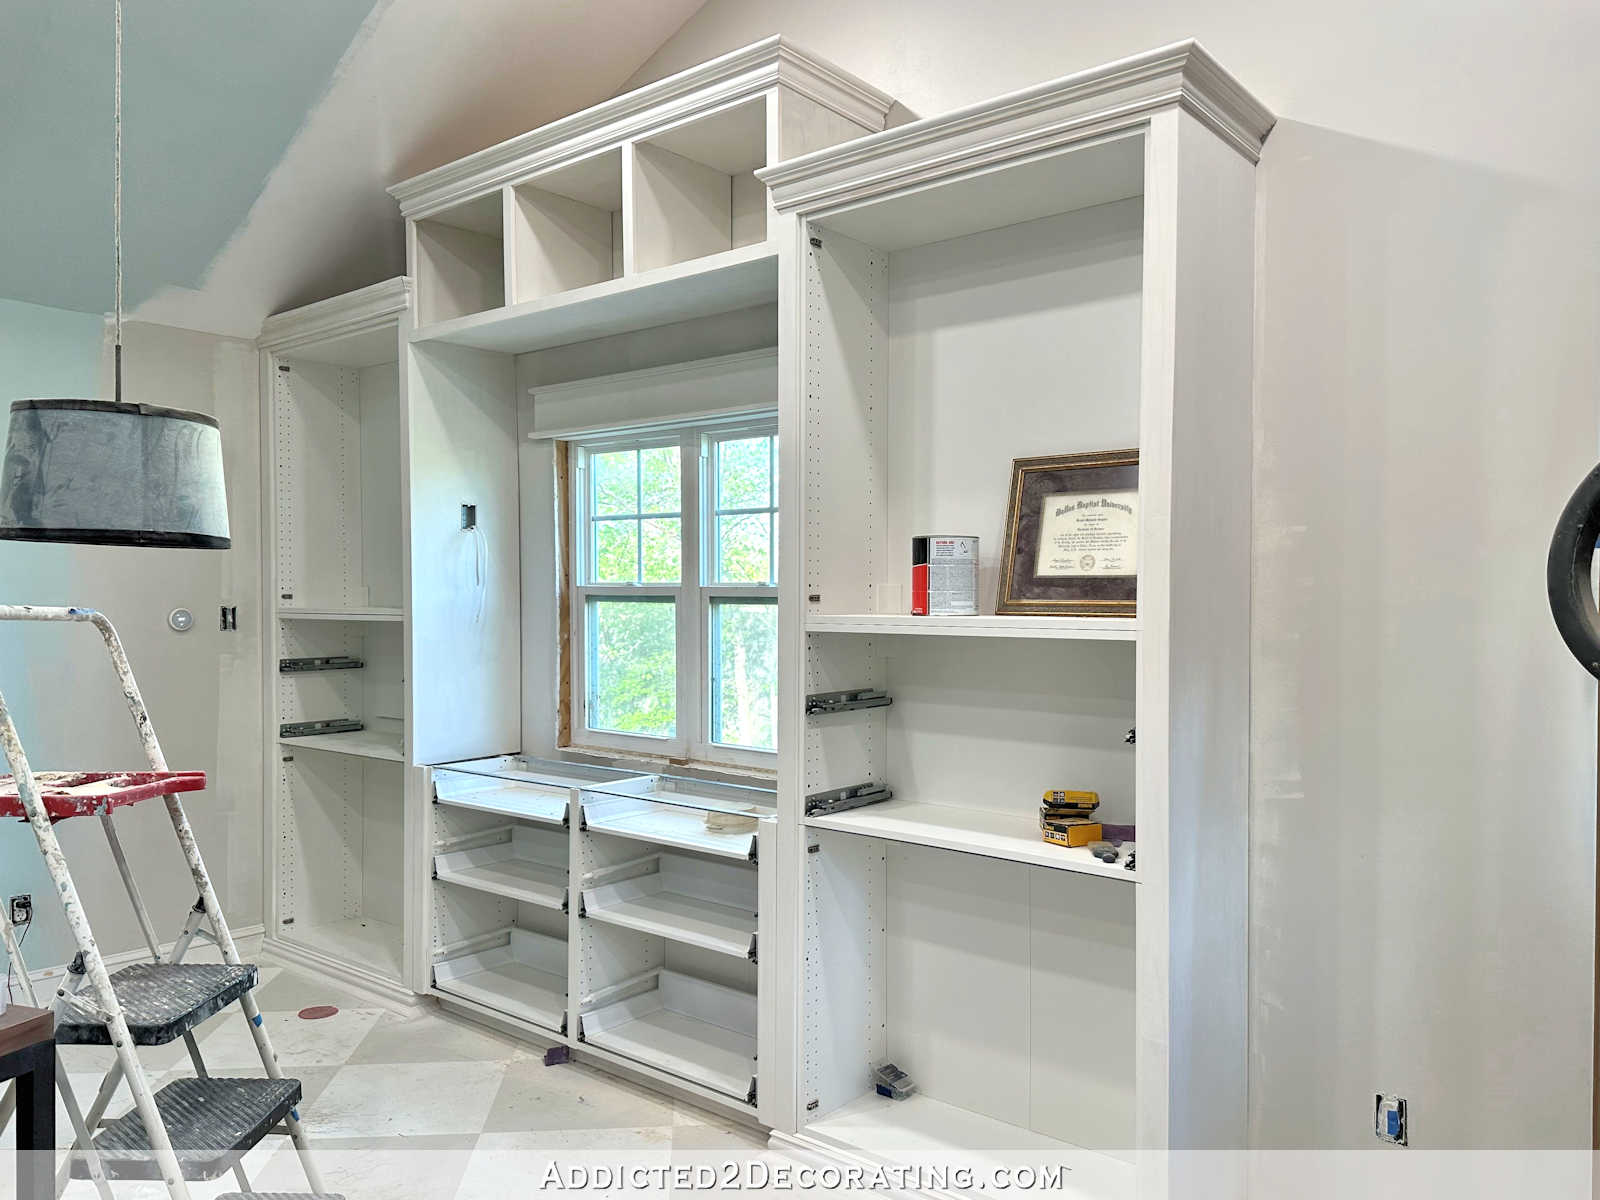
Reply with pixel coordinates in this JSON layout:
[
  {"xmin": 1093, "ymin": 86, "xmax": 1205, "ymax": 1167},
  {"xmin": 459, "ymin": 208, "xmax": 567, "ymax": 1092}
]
[
  {"xmin": 0, "ymin": 606, "xmax": 324, "ymax": 1196},
  {"xmin": 0, "ymin": 903, "xmax": 116, "ymax": 1200},
  {"xmin": 0, "ymin": 684, "xmax": 192, "ymax": 1199}
]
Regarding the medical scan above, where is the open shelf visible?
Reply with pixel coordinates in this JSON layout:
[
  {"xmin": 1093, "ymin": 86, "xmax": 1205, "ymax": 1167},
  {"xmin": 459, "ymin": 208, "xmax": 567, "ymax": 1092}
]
[
  {"xmin": 582, "ymin": 851, "xmax": 758, "ymax": 959},
  {"xmin": 414, "ymin": 193, "xmax": 505, "ymax": 325},
  {"xmin": 632, "ymin": 98, "xmax": 768, "ymax": 273},
  {"xmin": 434, "ymin": 928, "xmax": 567, "ymax": 1033},
  {"xmin": 805, "ymin": 799, "xmax": 1133, "ymax": 880},
  {"xmin": 805, "ymin": 613, "xmax": 1137, "ymax": 640},
  {"xmin": 581, "ymin": 969, "xmax": 756, "ymax": 1102},
  {"xmin": 278, "ymin": 607, "xmax": 404, "ymax": 622},
  {"xmin": 432, "ymin": 756, "xmax": 647, "ymax": 826},
  {"xmin": 433, "ymin": 771, "xmax": 568, "ymax": 826},
  {"xmin": 511, "ymin": 149, "xmax": 623, "ymax": 304},
  {"xmin": 581, "ymin": 777, "xmax": 774, "ymax": 862},
  {"xmin": 434, "ymin": 827, "xmax": 568, "ymax": 910},
  {"xmin": 287, "ymin": 916, "xmax": 403, "ymax": 981},
  {"xmin": 279, "ymin": 716, "xmax": 404, "ymax": 762},
  {"xmin": 798, "ymin": 1092, "xmax": 1133, "ymax": 1197},
  {"xmin": 411, "ymin": 241, "xmax": 776, "ymax": 354}
]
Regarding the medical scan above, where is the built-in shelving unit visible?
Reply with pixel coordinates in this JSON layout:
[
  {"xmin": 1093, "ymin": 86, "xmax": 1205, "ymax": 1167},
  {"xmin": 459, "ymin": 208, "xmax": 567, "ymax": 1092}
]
[
  {"xmin": 381, "ymin": 39, "xmax": 891, "ymax": 1126},
  {"xmin": 260, "ymin": 280, "xmax": 416, "ymax": 999},
  {"xmin": 421, "ymin": 758, "xmax": 775, "ymax": 1114},
  {"xmin": 574, "ymin": 782, "xmax": 772, "ymax": 1107},
  {"xmin": 762, "ymin": 40, "xmax": 1270, "ymax": 1182}
]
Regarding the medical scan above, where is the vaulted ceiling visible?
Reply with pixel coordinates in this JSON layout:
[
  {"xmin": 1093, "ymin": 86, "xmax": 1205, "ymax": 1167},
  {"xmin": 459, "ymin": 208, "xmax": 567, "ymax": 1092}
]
[{"xmin": 0, "ymin": 0, "xmax": 706, "ymax": 337}]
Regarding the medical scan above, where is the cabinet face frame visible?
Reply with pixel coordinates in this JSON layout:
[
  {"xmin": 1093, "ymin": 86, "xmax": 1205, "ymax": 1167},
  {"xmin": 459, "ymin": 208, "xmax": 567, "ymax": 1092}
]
[{"xmin": 760, "ymin": 41, "xmax": 1271, "ymax": 1159}]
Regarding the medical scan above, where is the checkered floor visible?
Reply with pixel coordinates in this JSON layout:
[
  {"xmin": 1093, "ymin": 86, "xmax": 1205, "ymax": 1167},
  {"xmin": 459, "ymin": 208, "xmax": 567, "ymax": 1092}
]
[{"xmin": 4, "ymin": 953, "xmax": 768, "ymax": 1199}]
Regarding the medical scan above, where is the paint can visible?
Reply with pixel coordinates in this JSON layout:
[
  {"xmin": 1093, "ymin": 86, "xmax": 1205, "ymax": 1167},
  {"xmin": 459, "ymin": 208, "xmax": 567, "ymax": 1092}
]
[{"xmin": 911, "ymin": 535, "xmax": 979, "ymax": 615}]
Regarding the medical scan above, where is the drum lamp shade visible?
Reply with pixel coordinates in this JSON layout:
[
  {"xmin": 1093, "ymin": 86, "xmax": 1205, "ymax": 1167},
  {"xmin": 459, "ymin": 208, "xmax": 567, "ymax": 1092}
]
[{"xmin": 0, "ymin": 399, "xmax": 230, "ymax": 548}]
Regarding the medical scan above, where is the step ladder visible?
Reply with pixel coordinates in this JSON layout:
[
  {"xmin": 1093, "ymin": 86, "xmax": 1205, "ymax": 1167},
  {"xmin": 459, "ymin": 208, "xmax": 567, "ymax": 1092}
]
[{"xmin": 0, "ymin": 605, "xmax": 337, "ymax": 1200}]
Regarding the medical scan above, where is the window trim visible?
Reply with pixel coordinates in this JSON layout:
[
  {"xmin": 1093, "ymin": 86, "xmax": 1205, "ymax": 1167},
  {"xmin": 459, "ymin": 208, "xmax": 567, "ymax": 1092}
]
[{"xmin": 565, "ymin": 414, "xmax": 778, "ymax": 770}]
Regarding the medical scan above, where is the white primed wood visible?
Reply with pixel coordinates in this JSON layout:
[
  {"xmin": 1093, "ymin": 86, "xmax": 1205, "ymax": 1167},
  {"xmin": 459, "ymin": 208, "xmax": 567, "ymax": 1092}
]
[
  {"xmin": 776, "ymin": 85, "xmax": 874, "ymax": 162},
  {"xmin": 884, "ymin": 198, "xmax": 1143, "ymax": 614},
  {"xmin": 1133, "ymin": 108, "xmax": 1255, "ymax": 1155},
  {"xmin": 769, "ymin": 43, "xmax": 1269, "ymax": 1177},
  {"xmin": 406, "ymin": 341, "xmax": 522, "ymax": 765},
  {"xmin": 412, "ymin": 243, "xmax": 777, "ymax": 354},
  {"xmin": 511, "ymin": 149, "xmax": 625, "ymax": 303},
  {"xmin": 632, "ymin": 141, "xmax": 742, "ymax": 272},
  {"xmin": 389, "ymin": 38, "xmax": 894, "ymax": 219},
  {"xmin": 804, "ymin": 612, "xmax": 1138, "ymax": 640},
  {"xmin": 415, "ymin": 213, "xmax": 505, "ymax": 325},
  {"xmin": 802, "ymin": 232, "xmax": 887, "ymax": 617},
  {"xmin": 262, "ymin": 281, "xmax": 418, "ymax": 995},
  {"xmin": 527, "ymin": 347, "xmax": 776, "ymax": 439}
]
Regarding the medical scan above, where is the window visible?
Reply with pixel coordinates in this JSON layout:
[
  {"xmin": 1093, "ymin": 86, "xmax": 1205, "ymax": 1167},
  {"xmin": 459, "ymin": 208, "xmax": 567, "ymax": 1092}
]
[{"xmin": 570, "ymin": 418, "xmax": 777, "ymax": 767}]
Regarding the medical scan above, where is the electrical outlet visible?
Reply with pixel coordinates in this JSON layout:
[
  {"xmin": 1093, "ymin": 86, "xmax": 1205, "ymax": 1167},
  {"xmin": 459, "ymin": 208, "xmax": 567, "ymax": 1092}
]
[
  {"xmin": 8, "ymin": 894, "xmax": 32, "ymax": 927},
  {"xmin": 1375, "ymin": 1094, "xmax": 1407, "ymax": 1145}
]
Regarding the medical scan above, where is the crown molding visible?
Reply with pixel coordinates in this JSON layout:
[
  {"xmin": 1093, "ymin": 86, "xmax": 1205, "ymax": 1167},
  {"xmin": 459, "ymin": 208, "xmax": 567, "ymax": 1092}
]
[
  {"xmin": 758, "ymin": 41, "xmax": 1274, "ymax": 217},
  {"xmin": 389, "ymin": 37, "xmax": 896, "ymax": 221},
  {"xmin": 257, "ymin": 277, "xmax": 412, "ymax": 351}
]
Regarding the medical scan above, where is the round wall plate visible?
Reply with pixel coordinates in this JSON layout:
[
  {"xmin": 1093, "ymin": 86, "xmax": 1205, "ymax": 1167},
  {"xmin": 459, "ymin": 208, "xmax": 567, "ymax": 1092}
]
[{"xmin": 168, "ymin": 608, "xmax": 194, "ymax": 633}]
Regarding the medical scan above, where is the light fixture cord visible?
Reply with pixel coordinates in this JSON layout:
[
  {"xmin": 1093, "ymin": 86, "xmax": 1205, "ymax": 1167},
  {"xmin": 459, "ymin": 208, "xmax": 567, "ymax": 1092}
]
[{"xmin": 113, "ymin": 0, "xmax": 123, "ymax": 403}]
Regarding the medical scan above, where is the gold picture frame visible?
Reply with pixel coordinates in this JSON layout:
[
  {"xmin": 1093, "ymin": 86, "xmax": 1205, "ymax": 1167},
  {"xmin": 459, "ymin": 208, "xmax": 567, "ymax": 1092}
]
[{"xmin": 997, "ymin": 449, "xmax": 1139, "ymax": 616}]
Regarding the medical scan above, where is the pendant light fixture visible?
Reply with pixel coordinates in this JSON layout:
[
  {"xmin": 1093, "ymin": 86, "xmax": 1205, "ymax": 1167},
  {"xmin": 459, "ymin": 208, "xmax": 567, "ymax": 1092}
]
[{"xmin": 0, "ymin": 0, "xmax": 230, "ymax": 549}]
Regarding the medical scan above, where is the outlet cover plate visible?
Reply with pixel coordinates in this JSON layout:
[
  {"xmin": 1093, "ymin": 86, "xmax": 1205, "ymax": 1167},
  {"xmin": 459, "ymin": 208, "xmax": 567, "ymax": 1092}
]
[{"xmin": 1375, "ymin": 1094, "xmax": 1407, "ymax": 1145}]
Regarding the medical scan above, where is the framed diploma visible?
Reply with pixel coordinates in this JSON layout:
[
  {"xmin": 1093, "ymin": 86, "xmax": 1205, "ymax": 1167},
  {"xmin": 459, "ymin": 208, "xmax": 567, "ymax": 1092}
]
[{"xmin": 997, "ymin": 449, "xmax": 1138, "ymax": 616}]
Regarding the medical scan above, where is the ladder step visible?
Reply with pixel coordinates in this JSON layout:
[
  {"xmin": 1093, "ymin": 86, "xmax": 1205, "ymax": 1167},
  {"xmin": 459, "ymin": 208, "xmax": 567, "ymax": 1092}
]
[
  {"xmin": 57, "ymin": 962, "xmax": 259, "ymax": 1046},
  {"xmin": 71, "ymin": 1076, "xmax": 301, "ymax": 1181}
]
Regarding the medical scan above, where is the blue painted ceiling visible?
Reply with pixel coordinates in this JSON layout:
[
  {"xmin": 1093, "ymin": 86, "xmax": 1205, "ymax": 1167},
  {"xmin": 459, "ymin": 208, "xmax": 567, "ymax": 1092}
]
[{"xmin": 0, "ymin": 1, "xmax": 382, "ymax": 315}]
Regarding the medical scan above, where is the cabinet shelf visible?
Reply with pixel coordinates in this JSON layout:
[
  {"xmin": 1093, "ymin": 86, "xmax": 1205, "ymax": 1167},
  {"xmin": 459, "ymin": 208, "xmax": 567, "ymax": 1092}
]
[
  {"xmin": 582, "ymin": 878, "xmax": 757, "ymax": 959},
  {"xmin": 581, "ymin": 970, "xmax": 756, "ymax": 1102},
  {"xmin": 277, "ymin": 717, "xmax": 404, "ymax": 762},
  {"xmin": 434, "ymin": 831, "xmax": 568, "ymax": 910},
  {"xmin": 805, "ymin": 612, "xmax": 1137, "ymax": 640},
  {"xmin": 794, "ymin": 1092, "xmax": 1133, "ymax": 1196},
  {"xmin": 433, "ymin": 929, "xmax": 567, "ymax": 1033},
  {"xmin": 410, "ymin": 243, "xmax": 776, "ymax": 355},
  {"xmin": 278, "ymin": 607, "xmax": 404, "ymax": 623},
  {"xmin": 804, "ymin": 798, "xmax": 1135, "ymax": 880},
  {"xmin": 432, "ymin": 771, "xmax": 569, "ymax": 827}
]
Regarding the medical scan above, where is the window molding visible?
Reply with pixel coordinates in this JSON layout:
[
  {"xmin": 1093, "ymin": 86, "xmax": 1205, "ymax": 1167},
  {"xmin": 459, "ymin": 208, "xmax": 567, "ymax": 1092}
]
[{"xmin": 559, "ymin": 412, "xmax": 778, "ymax": 772}]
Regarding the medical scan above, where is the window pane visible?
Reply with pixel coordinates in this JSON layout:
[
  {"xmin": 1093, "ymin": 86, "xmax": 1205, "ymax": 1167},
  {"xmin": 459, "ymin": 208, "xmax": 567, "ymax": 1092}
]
[
  {"xmin": 717, "ymin": 512, "xmax": 771, "ymax": 584},
  {"xmin": 640, "ymin": 517, "xmax": 681, "ymax": 583},
  {"xmin": 711, "ymin": 600, "xmax": 776, "ymax": 750},
  {"xmin": 592, "ymin": 449, "xmax": 637, "ymax": 516},
  {"xmin": 639, "ymin": 445, "xmax": 680, "ymax": 513},
  {"xmin": 592, "ymin": 519, "xmax": 638, "ymax": 583},
  {"xmin": 589, "ymin": 599, "xmax": 676, "ymax": 737},
  {"xmin": 716, "ymin": 437, "xmax": 771, "ymax": 509}
]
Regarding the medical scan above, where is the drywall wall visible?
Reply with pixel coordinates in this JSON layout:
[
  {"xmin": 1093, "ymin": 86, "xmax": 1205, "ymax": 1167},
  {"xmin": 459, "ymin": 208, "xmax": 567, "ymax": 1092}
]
[
  {"xmin": 0, "ymin": 299, "xmax": 263, "ymax": 972},
  {"xmin": 625, "ymin": 0, "xmax": 1600, "ymax": 1150}
]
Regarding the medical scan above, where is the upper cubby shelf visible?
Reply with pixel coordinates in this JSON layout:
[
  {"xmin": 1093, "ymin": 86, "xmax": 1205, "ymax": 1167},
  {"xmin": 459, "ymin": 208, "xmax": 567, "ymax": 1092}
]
[{"xmin": 391, "ymin": 37, "xmax": 895, "ymax": 356}]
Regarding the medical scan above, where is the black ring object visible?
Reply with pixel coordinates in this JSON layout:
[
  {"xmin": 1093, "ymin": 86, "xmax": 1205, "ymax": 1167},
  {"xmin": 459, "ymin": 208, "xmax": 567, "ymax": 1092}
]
[{"xmin": 1548, "ymin": 462, "xmax": 1600, "ymax": 679}]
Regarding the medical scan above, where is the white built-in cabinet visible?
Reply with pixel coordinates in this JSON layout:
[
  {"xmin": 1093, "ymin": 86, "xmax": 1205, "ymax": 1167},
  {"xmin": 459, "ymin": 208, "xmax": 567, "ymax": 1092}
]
[
  {"xmin": 258, "ymin": 34, "xmax": 1271, "ymax": 1189},
  {"xmin": 260, "ymin": 38, "xmax": 893, "ymax": 1120},
  {"xmin": 758, "ymin": 41, "xmax": 1272, "ymax": 1187}
]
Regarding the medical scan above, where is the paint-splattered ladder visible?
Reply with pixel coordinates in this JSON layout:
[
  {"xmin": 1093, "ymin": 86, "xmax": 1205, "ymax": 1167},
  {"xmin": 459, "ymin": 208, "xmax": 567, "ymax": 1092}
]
[{"xmin": 0, "ymin": 605, "xmax": 337, "ymax": 1200}]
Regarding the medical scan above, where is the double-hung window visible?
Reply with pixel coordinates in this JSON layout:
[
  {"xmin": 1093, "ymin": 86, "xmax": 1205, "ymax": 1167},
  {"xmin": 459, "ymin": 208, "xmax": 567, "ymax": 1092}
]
[{"xmin": 570, "ymin": 416, "xmax": 777, "ymax": 768}]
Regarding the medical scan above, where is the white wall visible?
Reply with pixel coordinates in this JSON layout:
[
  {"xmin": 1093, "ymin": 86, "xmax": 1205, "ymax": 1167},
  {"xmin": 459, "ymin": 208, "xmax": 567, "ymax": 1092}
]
[
  {"xmin": 624, "ymin": 1, "xmax": 1600, "ymax": 1149},
  {"xmin": 0, "ymin": 300, "xmax": 263, "ymax": 972}
]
